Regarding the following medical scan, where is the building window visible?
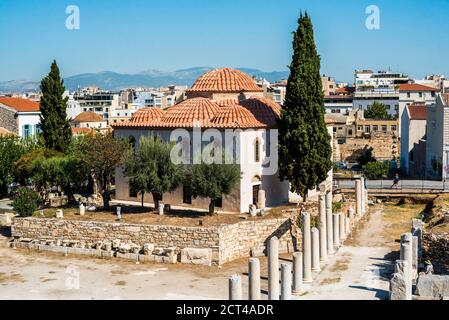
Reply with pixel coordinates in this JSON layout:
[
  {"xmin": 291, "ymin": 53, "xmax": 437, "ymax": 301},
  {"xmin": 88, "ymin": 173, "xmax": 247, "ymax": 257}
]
[
  {"xmin": 391, "ymin": 125, "xmax": 397, "ymax": 131},
  {"xmin": 386, "ymin": 105, "xmax": 391, "ymax": 110},
  {"xmin": 382, "ymin": 125, "xmax": 387, "ymax": 132},
  {"xmin": 395, "ymin": 104, "xmax": 399, "ymax": 111},
  {"xmin": 407, "ymin": 92, "xmax": 411, "ymax": 98},
  {"xmin": 254, "ymin": 139, "xmax": 260, "ymax": 162},
  {"xmin": 373, "ymin": 125, "xmax": 378, "ymax": 132},
  {"xmin": 23, "ymin": 124, "xmax": 31, "ymax": 138},
  {"xmin": 357, "ymin": 126, "xmax": 363, "ymax": 131},
  {"xmin": 365, "ymin": 126, "xmax": 370, "ymax": 133},
  {"xmin": 182, "ymin": 184, "xmax": 192, "ymax": 204},
  {"xmin": 348, "ymin": 129, "xmax": 353, "ymax": 135},
  {"xmin": 431, "ymin": 91, "xmax": 435, "ymax": 97},
  {"xmin": 419, "ymin": 92, "xmax": 423, "ymax": 98},
  {"xmin": 214, "ymin": 197, "xmax": 222, "ymax": 208},
  {"xmin": 333, "ymin": 127, "xmax": 337, "ymax": 133},
  {"xmin": 129, "ymin": 184, "xmax": 138, "ymax": 198}
]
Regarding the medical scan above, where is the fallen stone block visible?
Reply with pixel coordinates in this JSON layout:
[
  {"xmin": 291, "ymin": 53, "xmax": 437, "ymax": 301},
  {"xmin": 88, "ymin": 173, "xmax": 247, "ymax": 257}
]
[
  {"xmin": 139, "ymin": 254, "xmax": 155, "ymax": 263},
  {"xmin": 116, "ymin": 252, "xmax": 139, "ymax": 261},
  {"xmin": 163, "ymin": 255, "xmax": 177, "ymax": 264},
  {"xmin": 390, "ymin": 272, "xmax": 410, "ymax": 300},
  {"xmin": 180, "ymin": 248, "xmax": 212, "ymax": 266},
  {"xmin": 416, "ymin": 274, "xmax": 449, "ymax": 298}
]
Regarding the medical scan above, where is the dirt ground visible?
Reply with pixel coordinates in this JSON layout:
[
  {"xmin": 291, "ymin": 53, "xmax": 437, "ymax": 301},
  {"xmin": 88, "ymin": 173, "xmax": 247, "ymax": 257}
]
[{"xmin": 0, "ymin": 202, "xmax": 424, "ymax": 300}]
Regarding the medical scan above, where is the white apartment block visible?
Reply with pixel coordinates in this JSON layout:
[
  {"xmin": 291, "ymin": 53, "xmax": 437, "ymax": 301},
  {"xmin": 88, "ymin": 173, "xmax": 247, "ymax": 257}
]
[{"xmin": 425, "ymin": 93, "xmax": 449, "ymax": 180}]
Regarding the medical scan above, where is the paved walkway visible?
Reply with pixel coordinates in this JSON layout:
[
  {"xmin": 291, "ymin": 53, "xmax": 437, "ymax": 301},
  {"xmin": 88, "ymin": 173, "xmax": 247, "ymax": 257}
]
[{"xmin": 293, "ymin": 204, "xmax": 418, "ymax": 300}]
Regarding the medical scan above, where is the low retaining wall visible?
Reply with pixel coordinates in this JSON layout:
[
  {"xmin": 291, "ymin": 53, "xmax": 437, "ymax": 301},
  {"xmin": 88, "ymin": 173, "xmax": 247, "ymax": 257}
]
[{"xmin": 11, "ymin": 216, "xmax": 293, "ymax": 265}]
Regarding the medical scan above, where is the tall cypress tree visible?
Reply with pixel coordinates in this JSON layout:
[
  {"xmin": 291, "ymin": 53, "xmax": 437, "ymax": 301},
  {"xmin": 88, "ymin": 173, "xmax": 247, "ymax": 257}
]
[
  {"xmin": 278, "ymin": 12, "xmax": 332, "ymax": 200},
  {"xmin": 39, "ymin": 60, "xmax": 72, "ymax": 152}
]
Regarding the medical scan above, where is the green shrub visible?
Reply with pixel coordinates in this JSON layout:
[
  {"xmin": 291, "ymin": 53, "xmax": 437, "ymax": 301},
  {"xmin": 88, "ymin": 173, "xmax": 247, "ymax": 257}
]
[
  {"xmin": 12, "ymin": 187, "xmax": 41, "ymax": 217},
  {"xmin": 332, "ymin": 201, "xmax": 342, "ymax": 212},
  {"xmin": 363, "ymin": 161, "xmax": 390, "ymax": 179}
]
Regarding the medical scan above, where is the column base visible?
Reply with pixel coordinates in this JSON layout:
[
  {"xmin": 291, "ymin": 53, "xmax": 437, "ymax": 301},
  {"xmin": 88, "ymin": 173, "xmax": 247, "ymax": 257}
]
[
  {"xmin": 292, "ymin": 290, "xmax": 306, "ymax": 296},
  {"xmin": 312, "ymin": 267, "xmax": 321, "ymax": 272},
  {"xmin": 303, "ymin": 278, "xmax": 313, "ymax": 283}
]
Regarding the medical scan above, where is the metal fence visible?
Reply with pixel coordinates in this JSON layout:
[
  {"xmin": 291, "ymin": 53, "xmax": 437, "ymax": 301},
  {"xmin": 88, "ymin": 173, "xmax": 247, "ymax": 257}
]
[{"xmin": 334, "ymin": 178, "xmax": 448, "ymax": 192}]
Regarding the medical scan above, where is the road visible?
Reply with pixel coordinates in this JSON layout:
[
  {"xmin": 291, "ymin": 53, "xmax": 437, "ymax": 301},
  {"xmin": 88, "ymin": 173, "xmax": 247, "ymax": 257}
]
[{"xmin": 335, "ymin": 179, "xmax": 446, "ymax": 191}]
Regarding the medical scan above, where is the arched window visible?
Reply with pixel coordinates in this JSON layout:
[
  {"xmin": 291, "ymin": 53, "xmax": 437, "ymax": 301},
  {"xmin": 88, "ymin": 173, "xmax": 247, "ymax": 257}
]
[{"xmin": 254, "ymin": 139, "xmax": 260, "ymax": 162}]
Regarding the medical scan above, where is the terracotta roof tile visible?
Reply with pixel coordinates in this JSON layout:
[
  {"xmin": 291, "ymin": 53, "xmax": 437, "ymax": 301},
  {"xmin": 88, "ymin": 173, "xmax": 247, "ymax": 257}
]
[
  {"xmin": 72, "ymin": 127, "xmax": 93, "ymax": 135},
  {"xmin": 214, "ymin": 98, "xmax": 240, "ymax": 107},
  {"xmin": 407, "ymin": 104, "xmax": 427, "ymax": 120},
  {"xmin": 186, "ymin": 68, "xmax": 263, "ymax": 93},
  {"xmin": 73, "ymin": 111, "xmax": 104, "ymax": 123},
  {"xmin": 112, "ymin": 108, "xmax": 165, "ymax": 127},
  {"xmin": 239, "ymin": 96, "xmax": 281, "ymax": 126},
  {"xmin": 0, "ymin": 97, "xmax": 40, "ymax": 112},
  {"xmin": 159, "ymin": 98, "xmax": 219, "ymax": 128},
  {"xmin": 399, "ymin": 83, "xmax": 438, "ymax": 92},
  {"xmin": 211, "ymin": 105, "xmax": 265, "ymax": 128}
]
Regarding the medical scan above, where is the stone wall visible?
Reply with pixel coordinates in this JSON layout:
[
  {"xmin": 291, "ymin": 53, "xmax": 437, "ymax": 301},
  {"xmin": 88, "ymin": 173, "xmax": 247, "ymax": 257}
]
[
  {"xmin": 11, "ymin": 216, "xmax": 293, "ymax": 265},
  {"xmin": 0, "ymin": 106, "xmax": 17, "ymax": 133},
  {"xmin": 334, "ymin": 133, "xmax": 399, "ymax": 162},
  {"xmin": 423, "ymin": 232, "xmax": 449, "ymax": 273}
]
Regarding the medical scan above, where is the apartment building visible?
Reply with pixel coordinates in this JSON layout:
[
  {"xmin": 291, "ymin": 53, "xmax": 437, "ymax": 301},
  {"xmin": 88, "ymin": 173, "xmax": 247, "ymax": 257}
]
[{"xmin": 426, "ymin": 93, "xmax": 449, "ymax": 180}]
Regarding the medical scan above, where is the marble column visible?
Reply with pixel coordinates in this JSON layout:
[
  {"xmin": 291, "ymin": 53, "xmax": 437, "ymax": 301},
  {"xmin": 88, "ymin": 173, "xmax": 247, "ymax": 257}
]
[
  {"xmin": 302, "ymin": 212, "xmax": 313, "ymax": 283},
  {"xmin": 248, "ymin": 258, "xmax": 261, "ymax": 300},
  {"xmin": 318, "ymin": 194, "xmax": 328, "ymax": 263},
  {"xmin": 400, "ymin": 241, "xmax": 413, "ymax": 285},
  {"xmin": 339, "ymin": 213, "xmax": 346, "ymax": 241},
  {"xmin": 268, "ymin": 236, "xmax": 279, "ymax": 300},
  {"xmin": 292, "ymin": 252, "xmax": 303, "ymax": 295},
  {"xmin": 344, "ymin": 216, "xmax": 350, "ymax": 236},
  {"xmin": 280, "ymin": 263, "xmax": 292, "ymax": 300},
  {"xmin": 325, "ymin": 191, "xmax": 335, "ymax": 255},
  {"xmin": 311, "ymin": 227, "xmax": 321, "ymax": 271},
  {"xmin": 360, "ymin": 177, "xmax": 366, "ymax": 215},
  {"xmin": 228, "ymin": 274, "xmax": 242, "ymax": 300},
  {"xmin": 355, "ymin": 179, "xmax": 362, "ymax": 216},
  {"xmin": 333, "ymin": 213, "xmax": 340, "ymax": 249},
  {"xmin": 412, "ymin": 236, "xmax": 418, "ymax": 276}
]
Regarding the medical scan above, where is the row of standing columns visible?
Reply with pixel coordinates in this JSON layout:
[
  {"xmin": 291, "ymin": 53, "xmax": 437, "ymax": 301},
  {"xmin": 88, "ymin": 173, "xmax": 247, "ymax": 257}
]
[
  {"xmin": 390, "ymin": 219, "xmax": 423, "ymax": 300},
  {"xmin": 229, "ymin": 177, "xmax": 368, "ymax": 300}
]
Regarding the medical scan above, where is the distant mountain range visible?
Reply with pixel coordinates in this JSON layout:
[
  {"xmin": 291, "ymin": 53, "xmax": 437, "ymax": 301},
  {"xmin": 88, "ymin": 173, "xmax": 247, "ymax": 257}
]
[{"xmin": 0, "ymin": 67, "xmax": 289, "ymax": 93}]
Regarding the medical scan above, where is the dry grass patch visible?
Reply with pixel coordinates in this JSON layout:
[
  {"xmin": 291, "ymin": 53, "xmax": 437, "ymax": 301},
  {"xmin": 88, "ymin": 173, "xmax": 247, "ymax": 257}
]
[
  {"xmin": 0, "ymin": 272, "xmax": 26, "ymax": 284},
  {"xmin": 31, "ymin": 204, "xmax": 288, "ymax": 227}
]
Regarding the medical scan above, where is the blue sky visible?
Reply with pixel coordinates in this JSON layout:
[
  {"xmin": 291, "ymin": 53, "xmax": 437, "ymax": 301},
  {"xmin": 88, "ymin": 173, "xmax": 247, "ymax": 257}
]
[{"xmin": 0, "ymin": 0, "xmax": 448, "ymax": 83}]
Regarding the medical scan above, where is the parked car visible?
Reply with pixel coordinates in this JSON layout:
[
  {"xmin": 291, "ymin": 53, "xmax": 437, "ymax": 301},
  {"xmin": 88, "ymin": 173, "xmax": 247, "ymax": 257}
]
[{"xmin": 334, "ymin": 161, "xmax": 347, "ymax": 170}]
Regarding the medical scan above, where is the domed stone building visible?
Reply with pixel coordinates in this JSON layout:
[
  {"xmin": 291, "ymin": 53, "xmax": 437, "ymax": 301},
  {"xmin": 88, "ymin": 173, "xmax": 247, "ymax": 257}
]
[{"xmin": 113, "ymin": 68, "xmax": 333, "ymax": 213}]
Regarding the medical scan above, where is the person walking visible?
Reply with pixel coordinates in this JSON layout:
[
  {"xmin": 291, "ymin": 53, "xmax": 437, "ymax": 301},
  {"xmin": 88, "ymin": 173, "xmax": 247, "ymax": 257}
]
[{"xmin": 392, "ymin": 173, "xmax": 399, "ymax": 189}]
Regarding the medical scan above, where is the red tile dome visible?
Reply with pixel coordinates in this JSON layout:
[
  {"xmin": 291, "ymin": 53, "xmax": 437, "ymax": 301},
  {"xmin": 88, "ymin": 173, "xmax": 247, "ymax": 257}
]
[
  {"xmin": 239, "ymin": 97, "xmax": 281, "ymax": 127},
  {"xmin": 214, "ymin": 98, "xmax": 240, "ymax": 107},
  {"xmin": 159, "ymin": 97, "xmax": 220, "ymax": 127},
  {"xmin": 112, "ymin": 107, "xmax": 165, "ymax": 127},
  {"xmin": 187, "ymin": 68, "xmax": 263, "ymax": 93},
  {"xmin": 211, "ymin": 104, "xmax": 264, "ymax": 128}
]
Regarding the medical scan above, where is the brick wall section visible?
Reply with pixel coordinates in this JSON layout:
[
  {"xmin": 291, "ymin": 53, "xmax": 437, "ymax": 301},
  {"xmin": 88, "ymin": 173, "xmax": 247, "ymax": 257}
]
[
  {"xmin": 0, "ymin": 106, "xmax": 17, "ymax": 133},
  {"xmin": 11, "ymin": 216, "xmax": 293, "ymax": 265}
]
